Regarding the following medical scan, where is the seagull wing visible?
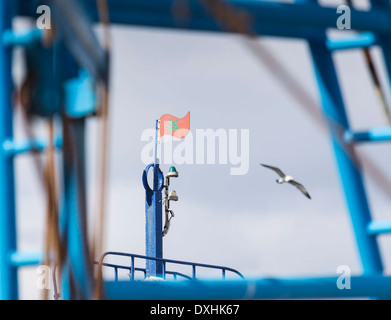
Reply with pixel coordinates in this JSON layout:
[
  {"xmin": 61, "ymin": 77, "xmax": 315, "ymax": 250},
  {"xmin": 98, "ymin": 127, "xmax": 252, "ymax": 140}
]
[
  {"xmin": 288, "ymin": 180, "xmax": 311, "ymax": 199},
  {"xmin": 260, "ymin": 164, "xmax": 286, "ymax": 177}
]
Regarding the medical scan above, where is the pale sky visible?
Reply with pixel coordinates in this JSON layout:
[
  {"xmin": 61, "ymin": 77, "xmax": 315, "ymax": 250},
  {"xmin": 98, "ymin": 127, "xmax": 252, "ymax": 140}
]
[{"xmin": 11, "ymin": 0, "xmax": 391, "ymax": 299}]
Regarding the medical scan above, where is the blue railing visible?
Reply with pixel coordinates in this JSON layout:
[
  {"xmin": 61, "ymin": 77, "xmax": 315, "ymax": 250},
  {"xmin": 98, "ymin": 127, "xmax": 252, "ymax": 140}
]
[{"xmin": 97, "ymin": 251, "xmax": 245, "ymax": 282}]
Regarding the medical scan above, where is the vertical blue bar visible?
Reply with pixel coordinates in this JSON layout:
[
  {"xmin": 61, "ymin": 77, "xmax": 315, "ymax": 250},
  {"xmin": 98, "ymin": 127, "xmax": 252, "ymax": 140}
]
[
  {"xmin": 131, "ymin": 256, "xmax": 135, "ymax": 280},
  {"xmin": 192, "ymin": 265, "xmax": 196, "ymax": 279},
  {"xmin": 154, "ymin": 119, "xmax": 159, "ymax": 165},
  {"xmin": 114, "ymin": 268, "xmax": 118, "ymax": 282},
  {"xmin": 145, "ymin": 168, "xmax": 163, "ymax": 277},
  {"xmin": 0, "ymin": 0, "xmax": 18, "ymax": 300},
  {"xmin": 308, "ymin": 35, "xmax": 383, "ymax": 274},
  {"xmin": 144, "ymin": 120, "xmax": 163, "ymax": 277}
]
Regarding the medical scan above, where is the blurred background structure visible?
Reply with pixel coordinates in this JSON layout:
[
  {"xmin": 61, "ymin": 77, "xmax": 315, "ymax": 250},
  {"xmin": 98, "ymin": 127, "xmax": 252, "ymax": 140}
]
[{"xmin": 1, "ymin": 0, "xmax": 391, "ymax": 299}]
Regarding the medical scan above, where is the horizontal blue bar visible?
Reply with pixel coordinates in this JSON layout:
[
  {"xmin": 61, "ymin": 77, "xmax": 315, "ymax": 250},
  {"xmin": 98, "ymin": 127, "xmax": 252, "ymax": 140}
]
[
  {"xmin": 2, "ymin": 29, "xmax": 43, "ymax": 47},
  {"xmin": 105, "ymin": 275, "xmax": 391, "ymax": 299},
  {"xmin": 345, "ymin": 127, "xmax": 391, "ymax": 143},
  {"xmin": 101, "ymin": 11, "xmax": 321, "ymax": 39},
  {"xmin": 367, "ymin": 221, "xmax": 391, "ymax": 235},
  {"xmin": 9, "ymin": 251, "xmax": 43, "ymax": 267},
  {"xmin": 17, "ymin": 1, "xmax": 391, "ymax": 36},
  {"xmin": 2, "ymin": 137, "xmax": 62, "ymax": 157},
  {"xmin": 326, "ymin": 32, "xmax": 377, "ymax": 51},
  {"xmin": 87, "ymin": 1, "xmax": 391, "ymax": 33}
]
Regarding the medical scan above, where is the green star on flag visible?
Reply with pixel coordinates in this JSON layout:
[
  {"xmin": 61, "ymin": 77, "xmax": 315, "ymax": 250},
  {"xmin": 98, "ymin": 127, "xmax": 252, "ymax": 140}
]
[
  {"xmin": 159, "ymin": 111, "xmax": 190, "ymax": 140},
  {"xmin": 165, "ymin": 119, "xmax": 179, "ymax": 133}
]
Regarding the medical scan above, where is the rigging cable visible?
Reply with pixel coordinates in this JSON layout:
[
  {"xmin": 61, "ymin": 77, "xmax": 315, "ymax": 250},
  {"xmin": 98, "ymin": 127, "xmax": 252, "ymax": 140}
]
[
  {"xmin": 93, "ymin": 0, "xmax": 112, "ymax": 300},
  {"xmin": 18, "ymin": 25, "xmax": 63, "ymax": 300},
  {"xmin": 345, "ymin": 0, "xmax": 391, "ymax": 125}
]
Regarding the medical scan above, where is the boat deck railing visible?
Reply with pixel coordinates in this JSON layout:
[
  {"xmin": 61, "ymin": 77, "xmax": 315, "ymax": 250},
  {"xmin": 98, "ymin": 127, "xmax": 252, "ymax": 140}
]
[{"xmin": 96, "ymin": 251, "xmax": 245, "ymax": 281}]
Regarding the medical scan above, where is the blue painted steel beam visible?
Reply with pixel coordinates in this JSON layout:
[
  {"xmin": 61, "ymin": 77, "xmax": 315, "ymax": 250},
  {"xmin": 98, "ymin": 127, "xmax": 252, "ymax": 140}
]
[
  {"xmin": 344, "ymin": 127, "xmax": 391, "ymax": 143},
  {"xmin": 326, "ymin": 33, "xmax": 378, "ymax": 52},
  {"xmin": 142, "ymin": 163, "xmax": 164, "ymax": 277},
  {"xmin": 367, "ymin": 221, "xmax": 391, "ymax": 235},
  {"xmin": 3, "ymin": 29, "xmax": 43, "ymax": 47},
  {"xmin": 2, "ymin": 137, "xmax": 62, "ymax": 157},
  {"xmin": 16, "ymin": 1, "xmax": 391, "ymax": 37},
  {"xmin": 105, "ymin": 275, "xmax": 391, "ymax": 299},
  {"xmin": 9, "ymin": 251, "xmax": 43, "ymax": 267},
  {"xmin": 0, "ymin": 0, "xmax": 18, "ymax": 300},
  {"xmin": 95, "ymin": 11, "xmax": 320, "ymax": 39}
]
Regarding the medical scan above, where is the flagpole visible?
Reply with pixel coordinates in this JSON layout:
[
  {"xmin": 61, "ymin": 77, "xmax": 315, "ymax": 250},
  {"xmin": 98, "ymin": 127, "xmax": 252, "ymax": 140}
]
[
  {"xmin": 154, "ymin": 119, "xmax": 159, "ymax": 165},
  {"xmin": 143, "ymin": 118, "xmax": 163, "ymax": 277},
  {"xmin": 143, "ymin": 115, "xmax": 187, "ymax": 278}
]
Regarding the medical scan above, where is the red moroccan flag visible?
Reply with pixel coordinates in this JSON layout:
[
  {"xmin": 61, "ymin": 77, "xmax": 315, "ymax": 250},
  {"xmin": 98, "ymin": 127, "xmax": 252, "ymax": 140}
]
[{"xmin": 159, "ymin": 111, "xmax": 190, "ymax": 140}]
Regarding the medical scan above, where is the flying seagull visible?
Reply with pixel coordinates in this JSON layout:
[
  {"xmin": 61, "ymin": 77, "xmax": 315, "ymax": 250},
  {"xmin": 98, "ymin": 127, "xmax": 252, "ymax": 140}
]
[{"xmin": 260, "ymin": 164, "xmax": 311, "ymax": 199}]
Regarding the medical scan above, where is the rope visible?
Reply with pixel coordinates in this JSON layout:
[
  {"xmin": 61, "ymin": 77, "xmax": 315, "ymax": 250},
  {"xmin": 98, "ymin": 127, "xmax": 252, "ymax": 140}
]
[
  {"xmin": 17, "ymin": 26, "xmax": 65, "ymax": 300},
  {"xmin": 93, "ymin": 0, "xmax": 112, "ymax": 300},
  {"xmin": 345, "ymin": 0, "xmax": 391, "ymax": 125},
  {"xmin": 42, "ymin": 117, "xmax": 61, "ymax": 300},
  {"xmin": 61, "ymin": 114, "xmax": 94, "ymax": 299}
]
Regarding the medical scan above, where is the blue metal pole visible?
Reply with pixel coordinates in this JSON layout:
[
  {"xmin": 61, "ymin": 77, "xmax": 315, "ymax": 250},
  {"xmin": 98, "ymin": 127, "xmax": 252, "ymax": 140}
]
[
  {"xmin": 105, "ymin": 275, "xmax": 391, "ymax": 300},
  {"xmin": 85, "ymin": 0, "xmax": 391, "ymax": 33},
  {"xmin": 0, "ymin": 0, "xmax": 18, "ymax": 300},
  {"xmin": 367, "ymin": 220, "xmax": 391, "ymax": 236},
  {"xmin": 16, "ymin": 1, "xmax": 391, "ymax": 38},
  {"xmin": 9, "ymin": 251, "xmax": 43, "ymax": 268},
  {"xmin": 344, "ymin": 127, "xmax": 391, "ymax": 143},
  {"xmin": 2, "ymin": 136, "xmax": 62, "ymax": 156},
  {"xmin": 326, "ymin": 32, "xmax": 377, "ymax": 52},
  {"xmin": 142, "ymin": 120, "xmax": 164, "ymax": 277}
]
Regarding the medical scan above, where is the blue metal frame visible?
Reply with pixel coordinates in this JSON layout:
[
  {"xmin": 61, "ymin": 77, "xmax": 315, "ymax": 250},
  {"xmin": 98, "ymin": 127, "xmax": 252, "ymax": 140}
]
[
  {"xmin": 313, "ymin": 22, "xmax": 383, "ymax": 275},
  {"xmin": 17, "ymin": 1, "xmax": 391, "ymax": 37},
  {"xmin": 0, "ymin": 0, "xmax": 100, "ymax": 300},
  {"xmin": 303, "ymin": 0, "xmax": 384, "ymax": 276},
  {"xmin": 1, "ymin": 0, "xmax": 391, "ymax": 299},
  {"xmin": 0, "ymin": 0, "xmax": 17, "ymax": 300}
]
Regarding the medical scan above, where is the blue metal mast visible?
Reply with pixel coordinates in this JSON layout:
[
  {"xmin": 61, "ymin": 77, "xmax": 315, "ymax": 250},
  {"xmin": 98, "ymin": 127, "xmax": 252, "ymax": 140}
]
[
  {"xmin": 142, "ymin": 120, "xmax": 164, "ymax": 277},
  {"xmin": 0, "ymin": 0, "xmax": 17, "ymax": 300}
]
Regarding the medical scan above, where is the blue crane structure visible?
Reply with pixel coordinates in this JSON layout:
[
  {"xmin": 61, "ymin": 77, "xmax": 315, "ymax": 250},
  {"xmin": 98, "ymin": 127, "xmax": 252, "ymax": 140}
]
[{"xmin": 1, "ymin": 0, "xmax": 391, "ymax": 299}]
